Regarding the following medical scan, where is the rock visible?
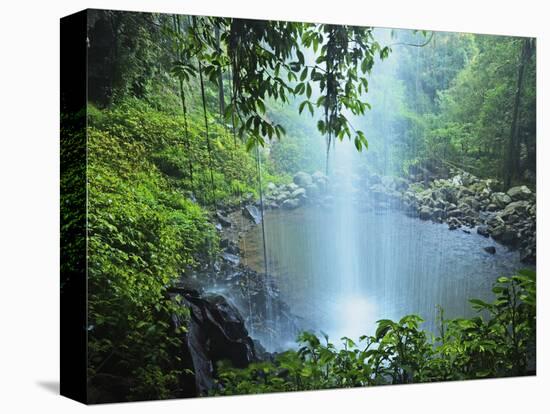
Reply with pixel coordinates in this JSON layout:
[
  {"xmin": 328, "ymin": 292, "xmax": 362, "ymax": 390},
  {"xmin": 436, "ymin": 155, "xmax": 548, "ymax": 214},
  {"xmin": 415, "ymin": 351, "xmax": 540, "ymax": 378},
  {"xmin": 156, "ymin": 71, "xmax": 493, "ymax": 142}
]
[
  {"xmin": 500, "ymin": 200, "xmax": 531, "ymax": 219},
  {"xmin": 490, "ymin": 224, "xmax": 517, "ymax": 244},
  {"xmin": 242, "ymin": 205, "xmax": 262, "ymax": 224},
  {"xmin": 491, "ymin": 192, "xmax": 512, "ymax": 208},
  {"xmin": 477, "ymin": 226, "xmax": 490, "ymax": 237},
  {"xmin": 507, "ymin": 185, "xmax": 532, "ymax": 201},
  {"xmin": 216, "ymin": 212, "xmax": 232, "ymax": 228},
  {"xmin": 483, "ymin": 246, "xmax": 496, "ymax": 254},
  {"xmin": 305, "ymin": 183, "xmax": 320, "ymax": 198},
  {"xmin": 451, "ymin": 175, "xmax": 463, "ymax": 186},
  {"xmin": 312, "ymin": 171, "xmax": 326, "ymax": 182},
  {"xmin": 220, "ymin": 239, "xmax": 240, "ymax": 255},
  {"xmin": 487, "ymin": 214, "xmax": 505, "ymax": 229},
  {"xmin": 275, "ymin": 191, "xmax": 290, "ymax": 203},
  {"xmin": 446, "ymin": 208, "xmax": 463, "ymax": 218},
  {"xmin": 432, "ymin": 208, "xmax": 446, "ymax": 221},
  {"xmin": 448, "ymin": 217, "xmax": 461, "ymax": 230},
  {"xmin": 266, "ymin": 182, "xmax": 277, "ymax": 191},
  {"xmin": 293, "ymin": 171, "xmax": 313, "ymax": 187},
  {"xmin": 419, "ymin": 206, "xmax": 432, "ymax": 220},
  {"xmin": 221, "ymin": 252, "xmax": 240, "ymax": 266},
  {"xmin": 486, "ymin": 203, "xmax": 499, "ymax": 212},
  {"xmin": 171, "ymin": 290, "xmax": 259, "ymax": 396},
  {"xmin": 459, "ymin": 196, "xmax": 480, "ymax": 212},
  {"xmin": 286, "ymin": 183, "xmax": 299, "ymax": 192},
  {"xmin": 290, "ymin": 188, "xmax": 307, "ymax": 200},
  {"xmin": 282, "ymin": 198, "xmax": 301, "ymax": 209}
]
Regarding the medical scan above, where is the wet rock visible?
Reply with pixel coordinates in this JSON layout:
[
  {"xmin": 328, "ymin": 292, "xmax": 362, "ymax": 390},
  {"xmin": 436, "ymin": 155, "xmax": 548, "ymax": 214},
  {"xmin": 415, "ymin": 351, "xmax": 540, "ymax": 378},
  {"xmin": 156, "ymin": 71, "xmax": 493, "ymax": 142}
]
[
  {"xmin": 446, "ymin": 208, "xmax": 463, "ymax": 218},
  {"xmin": 286, "ymin": 183, "xmax": 299, "ymax": 192},
  {"xmin": 507, "ymin": 185, "xmax": 533, "ymax": 201},
  {"xmin": 490, "ymin": 224, "xmax": 517, "ymax": 244},
  {"xmin": 312, "ymin": 171, "xmax": 327, "ymax": 182},
  {"xmin": 242, "ymin": 204, "xmax": 262, "ymax": 224},
  {"xmin": 491, "ymin": 192, "xmax": 512, "ymax": 208},
  {"xmin": 216, "ymin": 212, "xmax": 232, "ymax": 228},
  {"xmin": 500, "ymin": 200, "xmax": 531, "ymax": 219},
  {"xmin": 419, "ymin": 206, "xmax": 432, "ymax": 220},
  {"xmin": 220, "ymin": 239, "xmax": 240, "ymax": 255},
  {"xmin": 293, "ymin": 171, "xmax": 313, "ymax": 187},
  {"xmin": 290, "ymin": 188, "xmax": 307, "ymax": 200},
  {"xmin": 171, "ymin": 289, "xmax": 259, "ymax": 396},
  {"xmin": 432, "ymin": 208, "xmax": 446, "ymax": 221},
  {"xmin": 448, "ymin": 217, "xmax": 461, "ymax": 230},
  {"xmin": 459, "ymin": 196, "xmax": 480, "ymax": 212},
  {"xmin": 305, "ymin": 183, "xmax": 320, "ymax": 198},
  {"xmin": 477, "ymin": 226, "xmax": 490, "ymax": 237},
  {"xmin": 221, "ymin": 252, "xmax": 240, "ymax": 266},
  {"xmin": 483, "ymin": 246, "xmax": 496, "ymax": 254},
  {"xmin": 282, "ymin": 198, "xmax": 301, "ymax": 209}
]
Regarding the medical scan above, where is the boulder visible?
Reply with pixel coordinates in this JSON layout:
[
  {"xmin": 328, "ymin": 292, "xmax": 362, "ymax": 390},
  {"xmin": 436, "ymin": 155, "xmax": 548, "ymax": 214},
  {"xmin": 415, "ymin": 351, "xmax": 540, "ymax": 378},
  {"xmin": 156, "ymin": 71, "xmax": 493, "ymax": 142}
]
[
  {"xmin": 477, "ymin": 226, "xmax": 490, "ymax": 238},
  {"xmin": 286, "ymin": 183, "xmax": 299, "ymax": 192},
  {"xmin": 419, "ymin": 206, "xmax": 432, "ymax": 220},
  {"xmin": 305, "ymin": 183, "xmax": 320, "ymax": 198},
  {"xmin": 507, "ymin": 185, "xmax": 532, "ymax": 201},
  {"xmin": 216, "ymin": 212, "xmax": 232, "ymax": 228},
  {"xmin": 431, "ymin": 208, "xmax": 446, "ymax": 221},
  {"xmin": 220, "ymin": 239, "xmax": 240, "ymax": 255},
  {"xmin": 459, "ymin": 196, "xmax": 481, "ymax": 212},
  {"xmin": 293, "ymin": 171, "xmax": 313, "ymax": 187},
  {"xmin": 173, "ymin": 290, "xmax": 259, "ymax": 396},
  {"xmin": 491, "ymin": 192, "xmax": 512, "ymax": 208},
  {"xmin": 242, "ymin": 205, "xmax": 262, "ymax": 224},
  {"xmin": 221, "ymin": 252, "xmax": 240, "ymax": 266},
  {"xmin": 501, "ymin": 200, "xmax": 531, "ymax": 219},
  {"xmin": 290, "ymin": 188, "xmax": 307, "ymax": 200},
  {"xmin": 490, "ymin": 224, "xmax": 517, "ymax": 244},
  {"xmin": 448, "ymin": 217, "xmax": 461, "ymax": 230},
  {"xmin": 312, "ymin": 171, "xmax": 327, "ymax": 182},
  {"xmin": 282, "ymin": 198, "xmax": 301, "ymax": 209}
]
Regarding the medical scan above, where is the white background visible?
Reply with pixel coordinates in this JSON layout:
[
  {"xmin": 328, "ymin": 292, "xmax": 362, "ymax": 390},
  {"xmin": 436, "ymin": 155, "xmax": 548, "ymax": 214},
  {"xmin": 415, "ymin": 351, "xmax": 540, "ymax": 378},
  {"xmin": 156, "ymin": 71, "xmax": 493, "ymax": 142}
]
[{"xmin": 0, "ymin": 0, "xmax": 547, "ymax": 412}]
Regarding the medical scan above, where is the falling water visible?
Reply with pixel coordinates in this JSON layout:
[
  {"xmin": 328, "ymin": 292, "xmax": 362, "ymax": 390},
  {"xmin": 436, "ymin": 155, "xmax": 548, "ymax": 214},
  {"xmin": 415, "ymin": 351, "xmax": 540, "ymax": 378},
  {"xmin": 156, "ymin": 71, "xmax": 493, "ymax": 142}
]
[{"xmin": 242, "ymin": 29, "xmax": 528, "ymax": 351}]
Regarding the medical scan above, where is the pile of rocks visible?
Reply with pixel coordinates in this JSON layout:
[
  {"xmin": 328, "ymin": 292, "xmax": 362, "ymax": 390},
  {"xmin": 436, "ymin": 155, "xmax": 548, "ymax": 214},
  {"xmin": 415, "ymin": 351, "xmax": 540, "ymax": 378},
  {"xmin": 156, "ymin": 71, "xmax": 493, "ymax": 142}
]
[
  {"xmin": 263, "ymin": 170, "xmax": 329, "ymax": 210},
  {"xmin": 397, "ymin": 170, "xmax": 536, "ymax": 263}
]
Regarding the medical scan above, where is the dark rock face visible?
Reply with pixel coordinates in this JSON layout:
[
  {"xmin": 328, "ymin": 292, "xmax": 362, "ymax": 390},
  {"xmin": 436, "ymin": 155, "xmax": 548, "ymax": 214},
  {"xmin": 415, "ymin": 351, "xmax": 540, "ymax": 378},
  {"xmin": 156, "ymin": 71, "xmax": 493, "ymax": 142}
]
[
  {"xmin": 484, "ymin": 246, "xmax": 497, "ymax": 254},
  {"xmin": 243, "ymin": 204, "xmax": 262, "ymax": 224},
  {"xmin": 221, "ymin": 251, "xmax": 240, "ymax": 266},
  {"xmin": 477, "ymin": 226, "xmax": 490, "ymax": 237},
  {"xmin": 216, "ymin": 211, "xmax": 232, "ymax": 228},
  {"xmin": 170, "ymin": 289, "xmax": 259, "ymax": 396}
]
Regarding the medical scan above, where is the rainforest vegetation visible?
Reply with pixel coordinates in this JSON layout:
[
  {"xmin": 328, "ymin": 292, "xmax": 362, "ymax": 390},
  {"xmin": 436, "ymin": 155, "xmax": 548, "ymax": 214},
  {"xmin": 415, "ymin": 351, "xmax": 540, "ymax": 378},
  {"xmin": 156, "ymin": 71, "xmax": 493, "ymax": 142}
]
[{"xmin": 60, "ymin": 9, "xmax": 536, "ymax": 402}]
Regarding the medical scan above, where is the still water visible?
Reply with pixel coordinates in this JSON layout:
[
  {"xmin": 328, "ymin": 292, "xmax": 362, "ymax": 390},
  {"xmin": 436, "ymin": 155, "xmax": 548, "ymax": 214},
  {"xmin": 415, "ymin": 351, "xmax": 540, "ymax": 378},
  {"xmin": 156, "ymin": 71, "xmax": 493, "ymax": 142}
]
[{"xmin": 243, "ymin": 207, "xmax": 525, "ymax": 348}]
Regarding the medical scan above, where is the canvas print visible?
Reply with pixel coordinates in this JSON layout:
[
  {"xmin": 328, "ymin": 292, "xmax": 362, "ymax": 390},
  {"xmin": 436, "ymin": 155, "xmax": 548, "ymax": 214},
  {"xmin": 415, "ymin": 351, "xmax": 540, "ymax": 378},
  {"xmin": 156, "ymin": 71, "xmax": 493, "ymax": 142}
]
[{"xmin": 60, "ymin": 9, "xmax": 536, "ymax": 404}]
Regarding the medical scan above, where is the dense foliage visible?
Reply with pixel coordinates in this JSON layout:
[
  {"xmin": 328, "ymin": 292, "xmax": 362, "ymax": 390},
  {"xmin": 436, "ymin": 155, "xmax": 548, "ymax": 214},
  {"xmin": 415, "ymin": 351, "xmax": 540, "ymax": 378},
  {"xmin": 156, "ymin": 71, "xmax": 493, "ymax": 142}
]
[
  {"xmin": 357, "ymin": 31, "xmax": 536, "ymax": 188},
  {"xmin": 215, "ymin": 270, "xmax": 535, "ymax": 394}
]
